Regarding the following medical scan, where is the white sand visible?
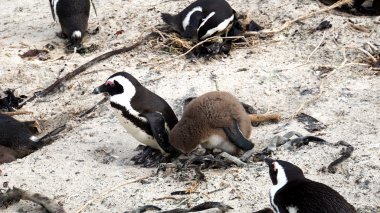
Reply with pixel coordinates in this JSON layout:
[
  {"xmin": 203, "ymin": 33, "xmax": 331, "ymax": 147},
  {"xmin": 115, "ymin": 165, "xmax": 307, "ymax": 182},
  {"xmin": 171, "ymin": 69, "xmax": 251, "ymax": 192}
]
[{"xmin": 0, "ymin": 0, "xmax": 379, "ymax": 212}]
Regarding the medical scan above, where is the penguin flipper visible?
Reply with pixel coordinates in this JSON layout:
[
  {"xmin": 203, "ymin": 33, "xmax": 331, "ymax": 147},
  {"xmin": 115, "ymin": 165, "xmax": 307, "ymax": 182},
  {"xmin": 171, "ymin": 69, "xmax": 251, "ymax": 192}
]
[
  {"xmin": 161, "ymin": 13, "xmax": 181, "ymax": 33},
  {"xmin": 49, "ymin": 0, "xmax": 56, "ymax": 21},
  {"xmin": 142, "ymin": 112, "xmax": 177, "ymax": 154},
  {"xmin": 90, "ymin": 0, "xmax": 98, "ymax": 17},
  {"xmin": 182, "ymin": 12, "xmax": 203, "ymax": 39},
  {"xmin": 223, "ymin": 120, "xmax": 254, "ymax": 151}
]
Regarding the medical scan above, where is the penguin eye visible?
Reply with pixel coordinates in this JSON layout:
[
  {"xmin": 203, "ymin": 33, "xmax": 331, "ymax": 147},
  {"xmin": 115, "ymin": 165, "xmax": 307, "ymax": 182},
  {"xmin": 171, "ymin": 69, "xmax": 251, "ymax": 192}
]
[{"xmin": 105, "ymin": 80, "xmax": 115, "ymax": 87}]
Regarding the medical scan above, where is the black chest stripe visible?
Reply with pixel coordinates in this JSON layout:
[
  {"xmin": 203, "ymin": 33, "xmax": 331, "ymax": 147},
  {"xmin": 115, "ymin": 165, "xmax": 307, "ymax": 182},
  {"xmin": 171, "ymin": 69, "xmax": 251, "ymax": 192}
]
[{"xmin": 110, "ymin": 102, "xmax": 153, "ymax": 136}]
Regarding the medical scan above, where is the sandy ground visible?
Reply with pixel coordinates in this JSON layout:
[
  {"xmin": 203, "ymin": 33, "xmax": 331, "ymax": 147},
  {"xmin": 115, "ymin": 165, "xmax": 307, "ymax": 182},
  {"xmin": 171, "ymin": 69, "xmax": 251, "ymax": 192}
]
[{"xmin": 0, "ymin": 0, "xmax": 379, "ymax": 212}]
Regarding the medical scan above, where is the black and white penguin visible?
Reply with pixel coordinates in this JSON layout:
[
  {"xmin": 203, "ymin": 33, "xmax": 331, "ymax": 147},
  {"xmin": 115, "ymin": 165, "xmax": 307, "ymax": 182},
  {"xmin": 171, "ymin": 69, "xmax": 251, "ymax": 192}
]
[
  {"xmin": 0, "ymin": 114, "xmax": 40, "ymax": 164},
  {"xmin": 265, "ymin": 158, "xmax": 356, "ymax": 213},
  {"xmin": 49, "ymin": 0, "xmax": 91, "ymax": 47},
  {"xmin": 161, "ymin": 0, "xmax": 236, "ymax": 40},
  {"xmin": 93, "ymin": 72, "xmax": 179, "ymax": 163}
]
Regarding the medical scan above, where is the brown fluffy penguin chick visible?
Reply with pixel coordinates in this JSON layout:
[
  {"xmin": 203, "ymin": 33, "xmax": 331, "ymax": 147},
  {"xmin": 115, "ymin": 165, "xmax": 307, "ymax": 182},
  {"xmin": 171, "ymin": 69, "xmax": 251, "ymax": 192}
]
[{"xmin": 170, "ymin": 91, "xmax": 254, "ymax": 155}]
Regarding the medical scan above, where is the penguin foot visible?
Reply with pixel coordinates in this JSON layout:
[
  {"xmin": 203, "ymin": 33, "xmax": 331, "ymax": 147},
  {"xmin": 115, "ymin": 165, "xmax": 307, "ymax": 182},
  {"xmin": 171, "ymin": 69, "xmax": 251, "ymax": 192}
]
[
  {"xmin": 143, "ymin": 151, "xmax": 165, "ymax": 168},
  {"xmin": 131, "ymin": 146, "xmax": 154, "ymax": 164},
  {"xmin": 56, "ymin": 32, "xmax": 68, "ymax": 39},
  {"xmin": 131, "ymin": 146, "xmax": 167, "ymax": 168},
  {"xmin": 184, "ymin": 154, "xmax": 230, "ymax": 169}
]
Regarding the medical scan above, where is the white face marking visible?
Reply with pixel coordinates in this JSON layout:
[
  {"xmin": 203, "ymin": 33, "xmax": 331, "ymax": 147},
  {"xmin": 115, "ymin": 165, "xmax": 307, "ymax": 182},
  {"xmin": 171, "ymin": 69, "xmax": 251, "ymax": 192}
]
[
  {"xmin": 29, "ymin": 136, "xmax": 38, "ymax": 142},
  {"xmin": 72, "ymin": 30, "xmax": 82, "ymax": 39},
  {"xmin": 197, "ymin": 11, "xmax": 215, "ymax": 32},
  {"xmin": 199, "ymin": 14, "xmax": 234, "ymax": 40},
  {"xmin": 287, "ymin": 206, "xmax": 298, "ymax": 213},
  {"xmin": 182, "ymin": 6, "xmax": 203, "ymax": 30},
  {"xmin": 108, "ymin": 76, "xmax": 146, "ymax": 122},
  {"xmin": 53, "ymin": 0, "xmax": 60, "ymax": 23},
  {"xmin": 270, "ymin": 162, "xmax": 288, "ymax": 213}
]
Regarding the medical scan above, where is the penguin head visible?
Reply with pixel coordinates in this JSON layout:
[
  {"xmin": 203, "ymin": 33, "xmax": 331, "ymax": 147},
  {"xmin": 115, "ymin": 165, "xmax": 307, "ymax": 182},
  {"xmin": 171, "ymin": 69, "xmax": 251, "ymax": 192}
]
[
  {"xmin": 93, "ymin": 72, "xmax": 142, "ymax": 97},
  {"xmin": 265, "ymin": 158, "xmax": 305, "ymax": 185}
]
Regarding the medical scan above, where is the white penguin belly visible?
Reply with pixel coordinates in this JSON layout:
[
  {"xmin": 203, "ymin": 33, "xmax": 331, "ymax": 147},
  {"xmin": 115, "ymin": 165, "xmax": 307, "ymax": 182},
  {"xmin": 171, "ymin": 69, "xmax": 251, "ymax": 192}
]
[
  {"xmin": 201, "ymin": 134, "xmax": 237, "ymax": 154},
  {"xmin": 112, "ymin": 109, "xmax": 162, "ymax": 151}
]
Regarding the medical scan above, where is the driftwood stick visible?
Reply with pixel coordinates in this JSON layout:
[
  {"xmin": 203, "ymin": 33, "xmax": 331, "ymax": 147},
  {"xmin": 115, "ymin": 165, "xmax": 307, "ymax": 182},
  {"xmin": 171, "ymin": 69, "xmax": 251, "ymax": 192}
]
[
  {"xmin": 249, "ymin": 113, "xmax": 281, "ymax": 123},
  {"xmin": 0, "ymin": 111, "xmax": 33, "ymax": 116},
  {"xmin": 18, "ymin": 33, "xmax": 153, "ymax": 108},
  {"xmin": 79, "ymin": 96, "xmax": 108, "ymax": 118},
  {"xmin": 0, "ymin": 187, "xmax": 65, "ymax": 213}
]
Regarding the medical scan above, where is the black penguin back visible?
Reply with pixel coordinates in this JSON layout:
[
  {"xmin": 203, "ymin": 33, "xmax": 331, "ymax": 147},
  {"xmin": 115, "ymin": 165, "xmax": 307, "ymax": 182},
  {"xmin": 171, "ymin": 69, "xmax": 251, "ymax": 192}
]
[
  {"xmin": 56, "ymin": 0, "xmax": 90, "ymax": 43},
  {"xmin": 131, "ymin": 87, "xmax": 178, "ymax": 130},
  {"xmin": 274, "ymin": 179, "xmax": 356, "ymax": 213},
  {"xmin": 189, "ymin": 0, "xmax": 234, "ymax": 39},
  {"xmin": 109, "ymin": 72, "xmax": 179, "ymax": 130},
  {"xmin": 163, "ymin": 0, "xmax": 234, "ymax": 40}
]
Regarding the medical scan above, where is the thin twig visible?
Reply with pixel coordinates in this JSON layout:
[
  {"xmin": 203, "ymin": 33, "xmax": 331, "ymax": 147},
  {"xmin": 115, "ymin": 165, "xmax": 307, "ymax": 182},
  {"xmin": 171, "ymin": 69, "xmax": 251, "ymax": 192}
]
[
  {"xmin": 366, "ymin": 42, "xmax": 378, "ymax": 51},
  {"xmin": 79, "ymin": 96, "xmax": 108, "ymax": 118},
  {"xmin": 75, "ymin": 174, "xmax": 154, "ymax": 213},
  {"xmin": 153, "ymin": 196, "xmax": 178, "ymax": 201},
  {"xmin": 207, "ymin": 186, "xmax": 229, "ymax": 195},
  {"xmin": 291, "ymin": 48, "xmax": 349, "ymax": 119},
  {"xmin": 307, "ymin": 31, "xmax": 326, "ymax": 62},
  {"xmin": 356, "ymin": 47, "xmax": 377, "ymax": 63}
]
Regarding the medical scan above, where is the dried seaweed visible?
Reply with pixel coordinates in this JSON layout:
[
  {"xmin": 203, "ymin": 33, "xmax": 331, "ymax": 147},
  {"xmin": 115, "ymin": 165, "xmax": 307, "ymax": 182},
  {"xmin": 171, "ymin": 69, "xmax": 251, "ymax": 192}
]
[{"xmin": 0, "ymin": 89, "xmax": 27, "ymax": 112}]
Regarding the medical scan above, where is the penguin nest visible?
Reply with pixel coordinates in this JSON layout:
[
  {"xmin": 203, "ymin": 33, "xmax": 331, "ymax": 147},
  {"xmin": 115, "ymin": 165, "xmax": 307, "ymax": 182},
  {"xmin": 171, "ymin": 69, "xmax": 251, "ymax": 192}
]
[
  {"xmin": 149, "ymin": 27, "xmax": 193, "ymax": 55},
  {"xmin": 147, "ymin": 26, "xmax": 258, "ymax": 56}
]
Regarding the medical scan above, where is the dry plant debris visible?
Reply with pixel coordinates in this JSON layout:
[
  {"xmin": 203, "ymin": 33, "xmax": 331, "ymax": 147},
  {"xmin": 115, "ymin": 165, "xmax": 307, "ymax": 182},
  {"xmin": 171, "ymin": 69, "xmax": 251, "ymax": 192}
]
[{"xmin": 0, "ymin": 187, "xmax": 66, "ymax": 213}]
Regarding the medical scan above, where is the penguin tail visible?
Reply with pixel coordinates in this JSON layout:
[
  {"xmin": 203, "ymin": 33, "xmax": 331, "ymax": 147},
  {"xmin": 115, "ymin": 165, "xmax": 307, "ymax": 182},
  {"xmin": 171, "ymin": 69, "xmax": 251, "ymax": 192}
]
[
  {"xmin": 161, "ymin": 13, "xmax": 175, "ymax": 27},
  {"xmin": 71, "ymin": 30, "xmax": 82, "ymax": 39}
]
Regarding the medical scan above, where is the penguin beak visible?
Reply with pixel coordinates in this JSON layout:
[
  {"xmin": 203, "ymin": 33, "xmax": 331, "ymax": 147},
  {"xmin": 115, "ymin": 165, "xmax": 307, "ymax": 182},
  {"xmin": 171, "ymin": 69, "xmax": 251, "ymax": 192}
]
[{"xmin": 93, "ymin": 84, "xmax": 107, "ymax": 94}]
